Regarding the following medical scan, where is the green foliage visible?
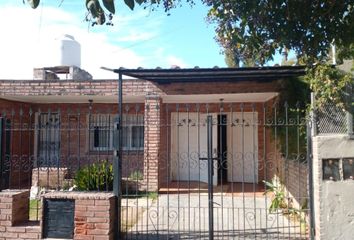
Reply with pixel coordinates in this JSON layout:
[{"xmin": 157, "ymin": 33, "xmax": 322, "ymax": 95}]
[
  {"xmin": 205, "ymin": 1, "xmax": 354, "ymax": 65},
  {"xmin": 103, "ymin": 0, "xmax": 116, "ymax": 13},
  {"xmin": 224, "ymin": 48, "xmax": 239, "ymax": 68},
  {"xmin": 335, "ymin": 44, "xmax": 354, "ymax": 65},
  {"xmin": 263, "ymin": 179, "xmax": 287, "ymax": 213},
  {"xmin": 273, "ymin": 77, "xmax": 310, "ymax": 156},
  {"xmin": 26, "ymin": 0, "xmax": 40, "ymax": 9},
  {"xmin": 29, "ymin": 199, "xmax": 41, "ymax": 221},
  {"xmin": 147, "ymin": 191, "xmax": 158, "ymax": 200},
  {"xmin": 305, "ymin": 64, "xmax": 353, "ymax": 111},
  {"xmin": 25, "ymin": 0, "xmax": 194, "ymax": 25},
  {"xmin": 124, "ymin": 0, "xmax": 135, "ymax": 10},
  {"xmin": 74, "ymin": 160, "xmax": 113, "ymax": 191},
  {"xmin": 24, "ymin": 0, "xmax": 354, "ymax": 67},
  {"xmin": 129, "ymin": 170, "xmax": 144, "ymax": 181}
]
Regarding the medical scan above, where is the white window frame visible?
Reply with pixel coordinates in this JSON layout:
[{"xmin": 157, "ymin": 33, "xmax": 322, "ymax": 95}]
[
  {"xmin": 88, "ymin": 114, "xmax": 144, "ymax": 151},
  {"xmin": 122, "ymin": 114, "xmax": 144, "ymax": 151}
]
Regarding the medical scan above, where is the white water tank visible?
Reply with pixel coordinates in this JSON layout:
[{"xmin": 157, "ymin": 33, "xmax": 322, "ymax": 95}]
[{"xmin": 52, "ymin": 34, "xmax": 81, "ymax": 67}]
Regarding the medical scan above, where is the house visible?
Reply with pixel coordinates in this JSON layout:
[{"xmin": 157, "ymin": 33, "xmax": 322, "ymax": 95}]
[{"xmin": 0, "ymin": 65, "xmax": 307, "ymax": 202}]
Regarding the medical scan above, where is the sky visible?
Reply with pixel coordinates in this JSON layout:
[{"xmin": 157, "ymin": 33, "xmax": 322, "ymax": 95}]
[
  {"xmin": 0, "ymin": 1, "xmax": 288, "ymax": 80},
  {"xmin": 0, "ymin": 0, "xmax": 231, "ymax": 79}
]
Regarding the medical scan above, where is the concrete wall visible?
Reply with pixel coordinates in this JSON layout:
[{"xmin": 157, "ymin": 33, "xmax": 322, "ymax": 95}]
[{"xmin": 312, "ymin": 135, "xmax": 354, "ymax": 240}]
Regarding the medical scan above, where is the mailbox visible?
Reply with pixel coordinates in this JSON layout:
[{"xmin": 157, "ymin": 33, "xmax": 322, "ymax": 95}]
[{"xmin": 43, "ymin": 199, "xmax": 75, "ymax": 239}]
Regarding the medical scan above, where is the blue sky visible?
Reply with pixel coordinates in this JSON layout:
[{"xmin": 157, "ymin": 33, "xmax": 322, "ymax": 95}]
[
  {"xmin": 0, "ymin": 1, "xmax": 287, "ymax": 79},
  {"xmin": 0, "ymin": 0, "xmax": 230, "ymax": 79}
]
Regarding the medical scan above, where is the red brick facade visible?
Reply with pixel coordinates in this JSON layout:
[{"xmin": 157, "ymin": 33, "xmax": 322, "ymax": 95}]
[{"xmin": 0, "ymin": 77, "xmax": 299, "ymax": 192}]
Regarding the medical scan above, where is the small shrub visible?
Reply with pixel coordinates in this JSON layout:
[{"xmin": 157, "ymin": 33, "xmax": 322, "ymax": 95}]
[
  {"xmin": 74, "ymin": 160, "xmax": 113, "ymax": 191},
  {"xmin": 129, "ymin": 170, "xmax": 144, "ymax": 181},
  {"xmin": 263, "ymin": 178, "xmax": 287, "ymax": 213}
]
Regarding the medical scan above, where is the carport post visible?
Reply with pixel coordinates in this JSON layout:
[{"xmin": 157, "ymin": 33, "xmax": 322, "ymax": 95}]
[
  {"xmin": 207, "ymin": 115, "xmax": 214, "ymax": 240},
  {"xmin": 101, "ymin": 66, "xmax": 123, "ymax": 239},
  {"xmin": 0, "ymin": 117, "xmax": 3, "ymax": 192},
  {"xmin": 307, "ymin": 120, "xmax": 315, "ymax": 240},
  {"xmin": 113, "ymin": 72, "xmax": 123, "ymax": 239}
]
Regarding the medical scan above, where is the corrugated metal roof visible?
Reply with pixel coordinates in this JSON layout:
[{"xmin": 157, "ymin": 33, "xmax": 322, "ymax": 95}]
[{"xmin": 113, "ymin": 66, "xmax": 306, "ymax": 83}]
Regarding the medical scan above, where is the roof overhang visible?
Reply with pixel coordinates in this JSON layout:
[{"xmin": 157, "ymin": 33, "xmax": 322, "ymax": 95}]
[
  {"xmin": 113, "ymin": 66, "xmax": 306, "ymax": 83},
  {"xmin": 0, "ymin": 92, "xmax": 277, "ymax": 104}
]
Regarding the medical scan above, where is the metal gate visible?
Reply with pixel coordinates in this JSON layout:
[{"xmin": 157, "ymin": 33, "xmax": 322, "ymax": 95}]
[
  {"xmin": 0, "ymin": 101, "xmax": 313, "ymax": 239},
  {"xmin": 119, "ymin": 101, "xmax": 312, "ymax": 240}
]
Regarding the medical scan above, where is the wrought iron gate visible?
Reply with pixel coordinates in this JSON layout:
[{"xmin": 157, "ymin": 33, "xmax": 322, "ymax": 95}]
[
  {"xmin": 119, "ymin": 101, "xmax": 312, "ymax": 240},
  {"xmin": 0, "ymin": 100, "xmax": 313, "ymax": 239}
]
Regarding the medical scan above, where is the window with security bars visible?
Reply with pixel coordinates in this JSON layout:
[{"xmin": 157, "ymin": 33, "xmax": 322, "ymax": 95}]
[
  {"xmin": 37, "ymin": 113, "xmax": 61, "ymax": 167},
  {"xmin": 89, "ymin": 114, "xmax": 144, "ymax": 151}
]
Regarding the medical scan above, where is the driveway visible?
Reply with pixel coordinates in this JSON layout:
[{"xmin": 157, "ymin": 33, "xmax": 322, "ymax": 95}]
[{"xmin": 123, "ymin": 194, "xmax": 306, "ymax": 239}]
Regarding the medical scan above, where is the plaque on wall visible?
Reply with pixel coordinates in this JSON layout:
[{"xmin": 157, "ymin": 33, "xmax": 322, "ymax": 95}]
[
  {"xmin": 322, "ymin": 159, "xmax": 340, "ymax": 181},
  {"xmin": 343, "ymin": 158, "xmax": 354, "ymax": 180}
]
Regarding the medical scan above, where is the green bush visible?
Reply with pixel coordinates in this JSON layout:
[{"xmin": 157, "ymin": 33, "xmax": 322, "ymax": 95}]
[
  {"xmin": 263, "ymin": 179, "xmax": 287, "ymax": 213},
  {"xmin": 129, "ymin": 170, "xmax": 143, "ymax": 181},
  {"xmin": 74, "ymin": 160, "xmax": 113, "ymax": 191}
]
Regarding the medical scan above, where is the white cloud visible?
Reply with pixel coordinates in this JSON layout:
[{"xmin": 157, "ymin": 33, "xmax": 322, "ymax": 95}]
[
  {"xmin": 166, "ymin": 55, "xmax": 188, "ymax": 68},
  {"xmin": 116, "ymin": 31, "xmax": 156, "ymax": 42},
  {"xmin": 0, "ymin": 3, "xmax": 188, "ymax": 79}
]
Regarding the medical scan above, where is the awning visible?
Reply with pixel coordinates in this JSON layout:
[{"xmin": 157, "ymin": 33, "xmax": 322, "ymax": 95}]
[{"xmin": 113, "ymin": 66, "xmax": 306, "ymax": 83}]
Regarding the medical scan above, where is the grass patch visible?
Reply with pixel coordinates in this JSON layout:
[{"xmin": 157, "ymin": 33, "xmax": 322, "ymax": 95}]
[
  {"xmin": 146, "ymin": 192, "xmax": 158, "ymax": 201},
  {"xmin": 122, "ymin": 191, "xmax": 158, "ymax": 201},
  {"xmin": 29, "ymin": 199, "xmax": 41, "ymax": 221}
]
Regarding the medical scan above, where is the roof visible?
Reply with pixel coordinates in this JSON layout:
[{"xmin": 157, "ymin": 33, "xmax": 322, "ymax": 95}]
[{"xmin": 113, "ymin": 66, "xmax": 306, "ymax": 84}]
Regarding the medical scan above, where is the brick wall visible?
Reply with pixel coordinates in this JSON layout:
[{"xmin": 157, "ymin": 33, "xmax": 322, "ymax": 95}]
[
  {"xmin": 0, "ymin": 190, "xmax": 41, "ymax": 240},
  {"xmin": 31, "ymin": 103, "xmax": 145, "ymax": 179},
  {"xmin": 31, "ymin": 168, "xmax": 68, "ymax": 189},
  {"xmin": 0, "ymin": 79, "xmax": 282, "ymax": 98},
  {"xmin": 0, "ymin": 190, "xmax": 116, "ymax": 240},
  {"xmin": 0, "ymin": 100, "xmax": 145, "ymax": 190},
  {"xmin": 43, "ymin": 191, "xmax": 116, "ymax": 240},
  {"xmin": 1, "ymin": 96, "xmax": 306, "ymax": 193},
  {"xmin": 153, "ymin": 80, "xmax": 283, "ymax": 95},
  {"xmin": 0, "ymin": 78, "xmax": 287, "ymax": 191},
  {"xmin": 283, "ymin": 160, "xmax": 308, "ymax": 208},
  {"xmin": 143, "ymin": 96, "xmax": 162, "ymax": 191},
  {"xmin": 0, "ymin": 79, "xmax": 160, "ymax": 97}
]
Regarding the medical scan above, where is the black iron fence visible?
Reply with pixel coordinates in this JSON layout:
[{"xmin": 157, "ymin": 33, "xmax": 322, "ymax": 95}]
[{"xmin": 0, "ymin": 100, "xmax": 312, "ymax": 239}]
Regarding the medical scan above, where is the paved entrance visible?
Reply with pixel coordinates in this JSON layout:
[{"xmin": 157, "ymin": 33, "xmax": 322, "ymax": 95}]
[{"xmin": 124, "ymin": 194, "xmax": 306, "ymax": 240}]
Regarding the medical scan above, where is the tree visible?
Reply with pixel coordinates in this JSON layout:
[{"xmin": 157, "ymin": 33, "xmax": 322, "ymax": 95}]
[
  {"xmin": 26, "ymin": 0, "xmax": 354, "ymax": 67},
  {"xmin": 25, "ymin": 0, "xmax": 193, "ymax": 26},
  {"xmin": 224, "ymin": 45, "xmax": 265, "ymax": 67},
  {"xmin": 204, "ymin": 1, "xmax": 354, "ymax": 66}
]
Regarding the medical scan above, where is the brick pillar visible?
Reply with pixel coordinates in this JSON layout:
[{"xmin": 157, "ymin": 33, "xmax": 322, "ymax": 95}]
[
  {"xmin": 43, "ymin": 191, "xmax": 115, "ymax": 240},
  {"xmin": 143, "ymin": 95, "xmax": 162, "ymax": 192},
  {"xmin": 0, "ymin": 190, "xmax": 29, "ymax": 227},
  {"xmin": 0, "ymin": 190, "xmax": 41, "ymax": 239}
]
